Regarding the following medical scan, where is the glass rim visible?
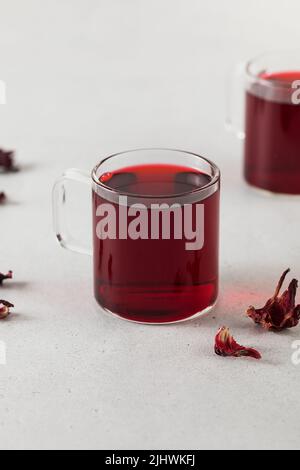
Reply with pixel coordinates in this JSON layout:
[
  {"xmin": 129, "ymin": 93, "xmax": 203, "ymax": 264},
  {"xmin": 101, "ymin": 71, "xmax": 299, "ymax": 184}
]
[
  {"xmin": 91, "ymin": 148, "xmax": 221, "ymax": 200},
  {"xmin": 246, "ymin": 50, "xmax": 300, "ymax": 89}
]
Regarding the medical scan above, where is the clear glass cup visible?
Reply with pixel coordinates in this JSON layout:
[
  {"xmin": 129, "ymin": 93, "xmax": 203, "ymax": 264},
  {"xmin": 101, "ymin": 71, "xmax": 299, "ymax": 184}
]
[
  {"xmin": 227, "ymin": 51, "xmax": 300, "ymax": 194},
  {"xmin": 53, "ymin": 149, "xmax": 220, "ymax": 324}
]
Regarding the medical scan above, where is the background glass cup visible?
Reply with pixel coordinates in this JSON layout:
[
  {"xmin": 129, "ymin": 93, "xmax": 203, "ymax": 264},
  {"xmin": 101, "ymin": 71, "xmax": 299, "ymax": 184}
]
[
  {"xmin": 53, "ymin": 149, "xmax": 220, "ymax": 324},
  {"xmin": 227, "ymin": 51, "xmax": 300, "ymax": 194}
]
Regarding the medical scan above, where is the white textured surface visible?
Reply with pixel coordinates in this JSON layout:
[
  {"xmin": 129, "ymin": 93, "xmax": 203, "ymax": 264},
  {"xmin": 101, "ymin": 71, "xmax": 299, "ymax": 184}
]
[{"xmin": 0, "ymin": 0, "xmax": 300, "ymax": 450}]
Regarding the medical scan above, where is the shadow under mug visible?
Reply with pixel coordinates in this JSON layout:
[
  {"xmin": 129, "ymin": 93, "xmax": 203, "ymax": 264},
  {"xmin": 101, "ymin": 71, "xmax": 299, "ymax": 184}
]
[
  {"xmin": 53, "ymin": 149, "xmax": 220, "ymax": 324},
  {"xmin": 228, "ymin": 51, "xmax": 300, "ymax": 195}
]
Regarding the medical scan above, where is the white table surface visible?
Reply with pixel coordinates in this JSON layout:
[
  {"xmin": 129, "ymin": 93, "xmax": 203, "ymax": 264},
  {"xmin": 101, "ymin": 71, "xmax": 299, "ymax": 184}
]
[{"xmin": 0, "ymin": 0, "xmax": 300, "ymax": 450}]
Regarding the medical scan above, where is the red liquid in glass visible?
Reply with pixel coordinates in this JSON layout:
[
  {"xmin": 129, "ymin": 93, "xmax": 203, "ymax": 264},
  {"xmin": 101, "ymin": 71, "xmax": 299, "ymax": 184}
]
[
  {"xmin": 245, "ymin": 71, "xmax": 300, "ymax": 194},
  {"xmin": 93, "ymin": 164, "xmax": 219, "ymax": 323}
]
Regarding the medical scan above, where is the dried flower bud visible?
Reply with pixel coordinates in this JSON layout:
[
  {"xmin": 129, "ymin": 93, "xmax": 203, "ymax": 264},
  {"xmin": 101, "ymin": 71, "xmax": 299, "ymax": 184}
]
[
  {"xmin": 0, "ymin": 300, "xmax": 14, "ymax": 320},
  {"xmin": 215, "ymin": 326, "xmax": 261, "ymax": 360},
  {"xmin": 0, "ymin": 149, "xmax": 18, "ymax": 172},
  {"xmin": 0, "ymin": 271, "xmax": 12, "ymax": 285},
  {"xmin": 247, "ymin": 269, "xmax": 300, "ymax": 331}
]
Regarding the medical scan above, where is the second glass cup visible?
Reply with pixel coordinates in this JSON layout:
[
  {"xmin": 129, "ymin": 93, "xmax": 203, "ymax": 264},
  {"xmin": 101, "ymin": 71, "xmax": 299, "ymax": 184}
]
[
  {"xmin": 228, "ymin": 51, "xmax": 300, "ymax": 194},
  {"xmin": 53, "ymin": 149, "xmax": 220, "ymax": 324}
]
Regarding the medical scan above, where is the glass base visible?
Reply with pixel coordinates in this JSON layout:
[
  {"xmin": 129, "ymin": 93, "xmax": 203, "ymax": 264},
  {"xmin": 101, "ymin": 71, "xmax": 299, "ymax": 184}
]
[
  {"xmin": 96, "ymin": 299, "xmax": 218, "ymax": 325},
  {"xmin": 245, "ymin": 180, "xmax": 300, "ymax": 197}
]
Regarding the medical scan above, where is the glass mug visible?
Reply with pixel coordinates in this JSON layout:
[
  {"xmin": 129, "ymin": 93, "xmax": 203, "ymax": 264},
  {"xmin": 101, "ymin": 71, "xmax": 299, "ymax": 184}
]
[
  {"xmin": 228, "ymin": 51, "xmax": 300, "ymax": 194},
  {"xmin": 53, "ymin": 149, "xmax": 220, "ymax": 324}
]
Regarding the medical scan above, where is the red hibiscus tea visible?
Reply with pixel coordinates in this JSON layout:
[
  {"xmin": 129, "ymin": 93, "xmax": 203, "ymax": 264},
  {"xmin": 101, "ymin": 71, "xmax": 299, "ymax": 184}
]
[
  {"xmin": 245, "ymin": 70, "xmax": 300, "ymax": 194},
  {"xmin": 92, "ymin": 150, "xmax": 220, "ymax": 323}
]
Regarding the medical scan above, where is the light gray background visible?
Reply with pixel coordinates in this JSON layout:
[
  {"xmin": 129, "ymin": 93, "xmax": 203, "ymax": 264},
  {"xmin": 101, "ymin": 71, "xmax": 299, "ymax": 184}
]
[{"xmin": 0, "ymin": 0, "xmax": 300, "ymax": 450}]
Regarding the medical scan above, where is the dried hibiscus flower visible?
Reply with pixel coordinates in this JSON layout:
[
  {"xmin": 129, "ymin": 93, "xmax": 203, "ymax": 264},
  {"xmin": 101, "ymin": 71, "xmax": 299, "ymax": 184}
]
[
  {"xmin": 0, "ymin": 300, "xmax": 14, "ymax": 320},
  {"xmin": 215, "ymin": 326, "xmax": 261, "ymax": 360},
  {"xmin": 0, "ymin": 149, "xmax": 18, "ymax": 172},
  {"xmin": 247, "ymin": 269, "xmax": 300, "ymax": 331},
  {"xmin": 0, "ymin": 271, "xmax": 12, "ymax": 285}
]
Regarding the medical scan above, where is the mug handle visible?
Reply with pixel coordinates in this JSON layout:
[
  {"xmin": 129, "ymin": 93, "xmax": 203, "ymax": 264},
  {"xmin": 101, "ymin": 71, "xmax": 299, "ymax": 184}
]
[
  {"xmin": 52, "ymin": 168, "xmax": 93, "ymax": 256},
  {"xmin": 226, "ymin": 61, "xmax": 247, "ymax": 140}
]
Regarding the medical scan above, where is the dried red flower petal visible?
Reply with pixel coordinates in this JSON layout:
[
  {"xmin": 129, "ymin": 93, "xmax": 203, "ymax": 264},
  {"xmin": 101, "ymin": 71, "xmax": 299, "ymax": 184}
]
[
  {"xmin": 247, "ymin": 269, "xmax": 300, "ymax": 331},
  {"xmin": 0, "ymin": 271, "xmax": 12, "ymax": 285},
  {"xmin": 0, "ymin": 300, "xmax": 14, "ymax": 319},
  {"xmin": 215, "ymin": 326, "xmax": 261, "ymax": 360},
  {"xmin": 0, "ymin": 149, "xmax": 18, "ymax": 172}
]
